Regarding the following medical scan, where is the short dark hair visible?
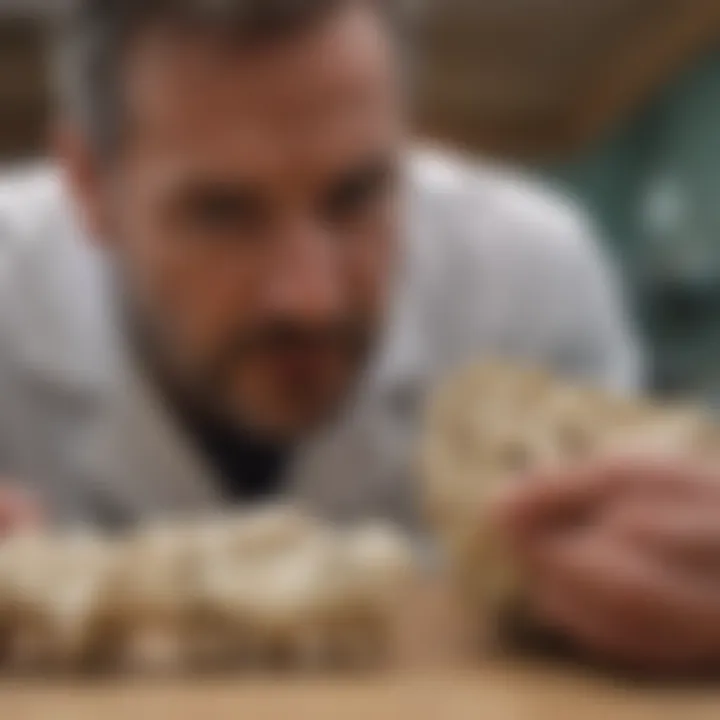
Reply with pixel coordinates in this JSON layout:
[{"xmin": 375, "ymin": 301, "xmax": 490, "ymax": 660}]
[{"xmin": 57, "ymin": 0, "xmax": 406, "ymax": 154}]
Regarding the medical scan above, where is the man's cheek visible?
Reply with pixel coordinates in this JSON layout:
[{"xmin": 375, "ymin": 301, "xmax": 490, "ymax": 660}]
[{"xmin": 158, "ymin": 279, "xmax": 242, "ymax": 359}]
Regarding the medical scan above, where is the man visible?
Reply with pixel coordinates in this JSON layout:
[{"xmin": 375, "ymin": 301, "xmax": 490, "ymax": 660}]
[{"xmin": 0, "ymin": 0, "xmax": 716, "ymax": 673}]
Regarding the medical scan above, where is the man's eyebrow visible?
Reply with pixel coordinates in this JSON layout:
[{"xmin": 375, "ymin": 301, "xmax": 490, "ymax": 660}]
[
  {"xmin": 324, "ymin": 157, "xmax": 397, "ymax": 196},
  {"xmin": 175, "ymin": 180, "xmax": 268, "ymax": 207},
  {"xmin": 339, "ymin": 156, "xmax": 396, "ymax": 182}
]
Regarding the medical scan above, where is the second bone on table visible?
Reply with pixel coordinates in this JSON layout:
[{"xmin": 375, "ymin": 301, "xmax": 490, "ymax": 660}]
[{"xmin": 0, "ymin": 507, "xmax": 415, "ymax": 675}]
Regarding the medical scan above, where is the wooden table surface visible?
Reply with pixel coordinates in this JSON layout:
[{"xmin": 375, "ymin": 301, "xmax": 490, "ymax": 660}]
[
  {"xmin": 0, "ymin": 581, "xmax": 717, "ymax": 720},
  {"xmin": 2, "ymin": 664, "xmax": 719, "ymax": 720}
]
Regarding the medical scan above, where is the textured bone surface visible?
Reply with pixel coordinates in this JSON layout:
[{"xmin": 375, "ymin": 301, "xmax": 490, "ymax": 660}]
[
  {"xmin": 421, "ymin": 361, "xmax": 719, "ymax": 647},
  {"xmin": 0, "ymin": 507, "xmax": 414, "ymax": 675}
]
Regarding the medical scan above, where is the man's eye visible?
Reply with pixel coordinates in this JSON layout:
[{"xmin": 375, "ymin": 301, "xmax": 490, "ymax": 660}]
[{"xmin": 323, "ymin": 167, "xmax": 392, "ymax": 223}]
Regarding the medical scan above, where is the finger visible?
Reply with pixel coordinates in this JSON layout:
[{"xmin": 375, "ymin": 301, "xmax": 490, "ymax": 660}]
[
  {"xmin": 490, "ymin": 462, "xmax": 611, "ymax": 539},
  {"xmin": 525, "ymin": 532, "xmax": 720, "ymax": 652},
  {"xmin": 609, "ymin": 499, "xmax": 720, "ymax": 577},
  {"xmin": 493, "ymin": 456, "xmax": 720, "ymax": 539},
  {"xmin": 532, "ymin": 582, "xmax": 710, "ymax": 674}
]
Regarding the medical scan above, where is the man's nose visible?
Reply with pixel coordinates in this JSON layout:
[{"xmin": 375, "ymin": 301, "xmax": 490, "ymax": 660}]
[{"xmin": 262, "ymin": 221, "xmax": 345, "ymax": 322}]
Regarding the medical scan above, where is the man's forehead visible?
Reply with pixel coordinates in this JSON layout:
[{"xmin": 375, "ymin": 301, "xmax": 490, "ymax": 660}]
[{"xmin": 119, "ymin": 3, "xmax": 400, "ymax": 165}]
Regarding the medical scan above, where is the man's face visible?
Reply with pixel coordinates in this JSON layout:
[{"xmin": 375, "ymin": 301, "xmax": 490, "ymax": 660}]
[{"xmin": 67, "ymin": 6, "xmax": 404, "ymax": 440}]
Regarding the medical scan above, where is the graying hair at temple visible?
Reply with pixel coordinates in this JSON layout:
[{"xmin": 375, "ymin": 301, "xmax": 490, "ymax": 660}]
[{"xmin": 55, "ymin": 0, "xmax": 413, "ymax": 155}]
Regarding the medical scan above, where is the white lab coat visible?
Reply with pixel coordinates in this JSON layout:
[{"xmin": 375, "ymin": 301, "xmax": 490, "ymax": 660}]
[{"xmin": 0, "ymin": 148, "xmax": 640, "ymax": 527}]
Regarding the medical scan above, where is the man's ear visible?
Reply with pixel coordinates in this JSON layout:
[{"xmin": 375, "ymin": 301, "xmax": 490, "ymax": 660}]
[{"xmin": 52, "ymin": 122, "xmax": 111, "ymax": 248}]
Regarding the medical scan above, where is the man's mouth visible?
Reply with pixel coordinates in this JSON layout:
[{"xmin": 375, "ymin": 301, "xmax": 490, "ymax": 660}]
[{"xmin": 252, "ymin": 343, "xmax": 352, "ymax": 381}]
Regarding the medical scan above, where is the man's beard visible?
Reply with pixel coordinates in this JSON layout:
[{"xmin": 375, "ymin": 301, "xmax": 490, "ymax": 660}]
[{"xmin": 116, "ymin": 280, "xmax": 379, "ymax": 438}]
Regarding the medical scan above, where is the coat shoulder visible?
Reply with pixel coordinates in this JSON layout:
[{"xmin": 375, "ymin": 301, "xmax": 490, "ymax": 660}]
[
  {"xmin": 0, "ymin": 164, "xmax": 114, "ymax": 393},
  {"xmin": 403, "ymin": 147, "xmax": 638, "ymax": 387},
  {"xmin": 407, "ymin": 145, "xmax": 598, "ymax": 264},
  {"xmin": 0, "ymin": 163, "xmax": 71, "ymax": 283}
]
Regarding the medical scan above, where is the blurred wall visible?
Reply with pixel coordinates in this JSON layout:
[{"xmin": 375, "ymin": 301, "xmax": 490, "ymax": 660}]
[
  {"xmin": 415, "ymin": 0, "xmax": 720, "ymax": 162},
  {"xmin": 0, "ymin": 2, "xmax": 718, "ymax": 164},
  {"xmin": 0, "ymin": 15, "xmax": 50, "ymax": 160}
]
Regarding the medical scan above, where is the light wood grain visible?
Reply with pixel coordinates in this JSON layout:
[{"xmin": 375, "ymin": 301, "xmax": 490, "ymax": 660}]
[{"xmin": 1, "ymin": 664, "xmax": 718, "ymax": 720}]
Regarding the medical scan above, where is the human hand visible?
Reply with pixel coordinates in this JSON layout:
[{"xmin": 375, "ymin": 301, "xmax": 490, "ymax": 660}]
[{"xmin": 492, "ymin": 457, "xmax": 720, "ymax": 674}]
